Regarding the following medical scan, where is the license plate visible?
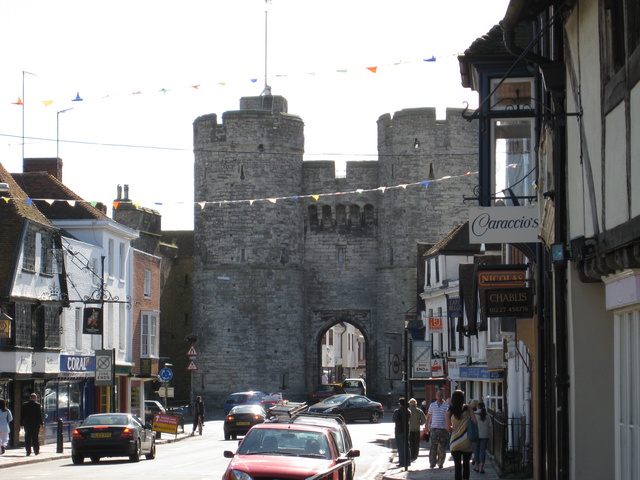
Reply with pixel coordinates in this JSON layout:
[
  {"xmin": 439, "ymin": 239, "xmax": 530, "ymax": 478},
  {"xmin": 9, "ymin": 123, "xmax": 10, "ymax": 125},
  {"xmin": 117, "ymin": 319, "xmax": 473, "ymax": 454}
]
[
  {"xmin": 236, "ymin": 422, "xmax": 250, "ymax": 426},
  {"xmin": 92, "ymin": 432, "xmax": 112, "ymax": 438}
]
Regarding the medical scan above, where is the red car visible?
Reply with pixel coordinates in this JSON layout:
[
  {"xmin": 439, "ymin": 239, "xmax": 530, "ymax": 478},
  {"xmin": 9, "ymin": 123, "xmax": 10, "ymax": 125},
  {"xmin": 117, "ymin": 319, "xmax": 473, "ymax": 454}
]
[
  {"xmin": 222, "ymin": 422, "xmax": 359, "ymax": 480},
  {"xmin": 310, "ymin": 384, "xmax": 346, "ymax": 404}
]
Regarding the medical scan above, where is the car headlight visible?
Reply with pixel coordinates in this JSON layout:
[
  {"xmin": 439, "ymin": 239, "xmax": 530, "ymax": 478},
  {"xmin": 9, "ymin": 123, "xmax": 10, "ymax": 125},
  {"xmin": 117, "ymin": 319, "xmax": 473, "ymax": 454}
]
[{"xmin": 229, "ymin": 470, "xmax": 253, "ymax": 480}]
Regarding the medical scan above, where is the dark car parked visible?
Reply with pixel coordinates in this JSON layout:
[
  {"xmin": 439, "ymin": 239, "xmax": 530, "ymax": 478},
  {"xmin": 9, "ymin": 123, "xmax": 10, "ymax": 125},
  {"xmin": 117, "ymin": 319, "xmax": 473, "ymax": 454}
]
[
  {"xmin": 308, "ymin": 394, "xmax": 384, "ymax": 423},
  {"xmin": 224, "ymin": 404, "xmax": 267, "ymax": 440},
  {"xmin": 309, "ymin": 384, "xmax": 345, "ymax": 404},
  {"xmin": 71, "ymin": 413, "xmax": 156, "ymax": 464}
]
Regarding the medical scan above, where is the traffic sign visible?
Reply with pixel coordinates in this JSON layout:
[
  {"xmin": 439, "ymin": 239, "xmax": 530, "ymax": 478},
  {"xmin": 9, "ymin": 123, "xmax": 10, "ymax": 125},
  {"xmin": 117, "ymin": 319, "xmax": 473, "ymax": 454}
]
[
  {"xmin": 159, "ymin": 367, "xmax": 173, "ymax": 382},
  {"xmin": 186, "ymin": 345, "xmax": 198, "ymax": 356},
  {"xmin": 186, "ymin": 360, "xmax": 198, "ymax": 371}
]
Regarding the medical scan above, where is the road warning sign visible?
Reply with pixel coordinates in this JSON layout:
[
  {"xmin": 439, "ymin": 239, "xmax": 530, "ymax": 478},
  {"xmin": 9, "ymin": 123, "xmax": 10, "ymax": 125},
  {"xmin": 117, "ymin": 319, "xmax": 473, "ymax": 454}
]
[
  {"xmin": 186, "ymin": 345, "xmax": 198, "ymax": 356},
  {"xmin": 187, "ymin": 360, "xmax": 198, "ymax": 371}
]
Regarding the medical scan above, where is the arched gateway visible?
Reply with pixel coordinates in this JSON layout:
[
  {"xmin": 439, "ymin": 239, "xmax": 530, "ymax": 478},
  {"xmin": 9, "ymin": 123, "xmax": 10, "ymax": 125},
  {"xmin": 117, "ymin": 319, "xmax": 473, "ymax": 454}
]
[{"xmin": 191, "ymin": 95, "xmax": 478, "ymax": 407}]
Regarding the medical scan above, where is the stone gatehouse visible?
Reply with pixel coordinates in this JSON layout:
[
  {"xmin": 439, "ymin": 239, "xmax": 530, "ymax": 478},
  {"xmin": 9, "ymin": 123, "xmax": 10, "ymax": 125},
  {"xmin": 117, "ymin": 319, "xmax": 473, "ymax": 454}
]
[{"xmin": 191, "ymin": 95, "xmax": 477, "ymax": 406}]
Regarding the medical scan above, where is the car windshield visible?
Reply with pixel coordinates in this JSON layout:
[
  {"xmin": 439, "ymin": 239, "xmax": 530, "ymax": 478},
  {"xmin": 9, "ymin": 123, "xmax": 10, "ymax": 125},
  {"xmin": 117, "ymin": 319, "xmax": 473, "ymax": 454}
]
[
  {"xmin": 238, "ymin": 429, "xmax": 330, "ymax": 458},
  {"xmin": 343, "ymin": 380, "xmax": 361, "ymax": 388},
  {"xmin": 84, "ymin": 415, "xmax": 129, "ymax": 426},
  {"xmin": 324, "ymin": 395, "xmax": 350, "ymax": 404},
  {"xmin": 226, "ymin": 394, "xmax": 248, "ymax": 403}
]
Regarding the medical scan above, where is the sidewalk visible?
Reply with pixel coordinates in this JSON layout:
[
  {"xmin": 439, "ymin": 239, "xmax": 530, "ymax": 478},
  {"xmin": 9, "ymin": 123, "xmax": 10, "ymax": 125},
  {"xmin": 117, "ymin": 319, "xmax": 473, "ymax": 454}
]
[
  {"xmin": 0, "ymin": 428, "xmax": 192, "ymax": 469},
  {"xmin": 383, "ymin": 448, "xmax": 502, "ymax": 480}
]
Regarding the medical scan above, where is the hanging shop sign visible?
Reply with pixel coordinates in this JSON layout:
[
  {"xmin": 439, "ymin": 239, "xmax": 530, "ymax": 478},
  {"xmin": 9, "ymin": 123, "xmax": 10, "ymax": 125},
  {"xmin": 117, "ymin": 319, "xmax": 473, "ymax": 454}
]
[
  {"xmin": 484, "ymin": 288, "xmax": 534, "ymax": 317},
  {"xmin": 428, "ymin": 317, "xmax": 443, "ymax": 332},
  {"xmin": 469, "ymin": 206, "xmax": 541, "ymax": 244},
  {"xmin": 83, "ymin": 307, "xmax": 103, "ymax": 335},
  {"xmin": 447, "ymin": 297, "xmax": 463, "ymax": 318},
  {"xmin": 478, "ymin": 267, "xmax": 527, "ymax": 289}
]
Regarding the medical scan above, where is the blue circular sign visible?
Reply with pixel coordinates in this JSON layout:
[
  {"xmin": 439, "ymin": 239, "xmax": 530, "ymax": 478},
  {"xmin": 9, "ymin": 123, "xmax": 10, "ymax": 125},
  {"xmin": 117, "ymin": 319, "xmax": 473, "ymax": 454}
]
[{"xmin": 159, "ymin": 367, "xmax": 173, "ymax": 382}]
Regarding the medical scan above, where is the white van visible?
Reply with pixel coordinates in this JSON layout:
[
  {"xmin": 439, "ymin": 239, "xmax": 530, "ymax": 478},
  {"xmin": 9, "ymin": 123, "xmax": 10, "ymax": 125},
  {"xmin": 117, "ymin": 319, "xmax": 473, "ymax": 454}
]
[{"xmin": 342, "ymin": 378, "xmax": 366, "ymax": 396}]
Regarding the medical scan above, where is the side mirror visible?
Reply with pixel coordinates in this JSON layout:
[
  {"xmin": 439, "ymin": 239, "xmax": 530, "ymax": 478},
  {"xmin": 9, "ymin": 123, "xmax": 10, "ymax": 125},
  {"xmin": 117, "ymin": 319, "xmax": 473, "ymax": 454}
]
[
  {"xmin": 224, "ymin": 451, "xmax": 235, "ymax": 458},
  {"xmin": 347, "ymin": 449, "xmax": 360, "ymax": 458}
]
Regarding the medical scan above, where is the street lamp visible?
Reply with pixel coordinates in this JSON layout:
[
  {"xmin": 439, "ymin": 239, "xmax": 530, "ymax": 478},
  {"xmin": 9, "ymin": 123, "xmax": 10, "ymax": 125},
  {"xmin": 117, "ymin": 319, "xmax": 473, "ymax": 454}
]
[{"xmin": 56, "ymin": 107, "xmax": 74, "ymax": 158}]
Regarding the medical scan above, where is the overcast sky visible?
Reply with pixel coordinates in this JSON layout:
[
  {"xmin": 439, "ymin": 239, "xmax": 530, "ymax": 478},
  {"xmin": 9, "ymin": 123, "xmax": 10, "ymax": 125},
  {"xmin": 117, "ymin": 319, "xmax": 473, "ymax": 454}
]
[{"xmin": 0, "ymin": 0, "xmax": 510, "ymax": 230}]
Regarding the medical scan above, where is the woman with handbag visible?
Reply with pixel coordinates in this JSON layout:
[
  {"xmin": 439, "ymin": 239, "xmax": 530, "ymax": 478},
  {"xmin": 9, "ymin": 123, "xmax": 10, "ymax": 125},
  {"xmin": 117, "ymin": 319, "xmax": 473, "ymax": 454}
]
[
  {"xmin": 446, "ymin": 390, "xmax": 478, "ymax": 480},
  {"xmin": 0, "ymin": 399, "xmax": 13, "ymax": 454}
]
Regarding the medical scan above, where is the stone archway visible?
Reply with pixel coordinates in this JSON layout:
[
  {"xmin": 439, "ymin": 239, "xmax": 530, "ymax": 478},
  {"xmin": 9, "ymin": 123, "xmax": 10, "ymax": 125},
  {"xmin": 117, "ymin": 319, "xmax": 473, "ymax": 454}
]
[{"xmin": 309, "ymin": 309, "xmax": 372, "ymax": 392}]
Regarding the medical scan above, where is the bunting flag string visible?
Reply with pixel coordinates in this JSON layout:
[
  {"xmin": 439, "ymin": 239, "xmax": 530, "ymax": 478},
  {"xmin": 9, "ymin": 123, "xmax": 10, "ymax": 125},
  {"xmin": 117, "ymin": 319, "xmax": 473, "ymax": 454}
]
[
  {"xmin": 7, "ymin": 54, "xmax": 449, "ymax": 108},
  {"xmin": 1, "ymin": 170, "xmax": 476, "ymax": 211}
]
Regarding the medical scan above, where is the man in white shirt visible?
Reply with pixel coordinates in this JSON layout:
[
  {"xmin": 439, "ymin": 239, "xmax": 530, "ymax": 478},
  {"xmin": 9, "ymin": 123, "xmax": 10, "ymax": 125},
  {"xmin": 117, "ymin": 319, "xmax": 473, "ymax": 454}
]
[{"xmin": 425, "ymin": 390, "xmax": 449, "ymax": 468}]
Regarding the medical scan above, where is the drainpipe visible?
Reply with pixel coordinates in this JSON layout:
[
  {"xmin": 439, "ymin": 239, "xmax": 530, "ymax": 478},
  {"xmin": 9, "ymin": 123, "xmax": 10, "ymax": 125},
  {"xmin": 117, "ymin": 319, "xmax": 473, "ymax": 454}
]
[{"xmin": 550, "ymin": 8, "xmax": 570, "ymax": 480}]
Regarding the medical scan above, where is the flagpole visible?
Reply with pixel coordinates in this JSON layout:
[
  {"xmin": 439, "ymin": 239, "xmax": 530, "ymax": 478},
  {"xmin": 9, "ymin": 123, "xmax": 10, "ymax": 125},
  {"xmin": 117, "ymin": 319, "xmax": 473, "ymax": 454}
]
[{"xmin": 22, "ymin": 71, "xmax": 25, "ymax": 161}]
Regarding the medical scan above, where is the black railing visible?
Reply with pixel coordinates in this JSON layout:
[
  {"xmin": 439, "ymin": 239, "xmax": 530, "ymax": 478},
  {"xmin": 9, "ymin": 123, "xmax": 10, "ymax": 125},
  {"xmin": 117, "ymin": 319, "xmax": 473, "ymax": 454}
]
[{"xmin": 489, "ymin": 411, "xmax": 532, "ymax": 476}]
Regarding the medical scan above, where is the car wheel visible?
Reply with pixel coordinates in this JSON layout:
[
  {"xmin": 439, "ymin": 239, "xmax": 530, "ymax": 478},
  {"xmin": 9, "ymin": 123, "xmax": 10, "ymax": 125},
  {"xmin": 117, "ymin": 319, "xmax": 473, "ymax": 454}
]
[
  {"xmin": 129, "ymin": 440, "xmax": 141, "ymax": 462},
  {"xmin": 90, "ymin": 456, "xmax": 100, "ymax": 463},
  {"xmin": 224, "ymin": 430, "xmax": 230, "ymax": 440},
  {"xmin": 72, "ymin": 455, "xmax": 84, "ymax": 465},
  {"xmin": 232, "ymin": 434, "xmax": 237, "ymax": 440},
  {"xmin": 146, "ymin": 440, "xmax": 156, "ymax": 460},
  {"xmin": 370, "ymin": 411, "xmax": 381, "ymax": 423}
]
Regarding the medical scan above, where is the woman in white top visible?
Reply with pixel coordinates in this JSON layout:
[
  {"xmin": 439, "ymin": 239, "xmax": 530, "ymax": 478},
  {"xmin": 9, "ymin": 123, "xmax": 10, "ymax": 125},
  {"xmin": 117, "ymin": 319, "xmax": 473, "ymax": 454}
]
[
  {"xmin": 473, "ymin": 401, "xmax": 490, "ymax": 474},
  {"xmin": 0, "ymin": 398, "xmax": 13, "ymax": 454}
]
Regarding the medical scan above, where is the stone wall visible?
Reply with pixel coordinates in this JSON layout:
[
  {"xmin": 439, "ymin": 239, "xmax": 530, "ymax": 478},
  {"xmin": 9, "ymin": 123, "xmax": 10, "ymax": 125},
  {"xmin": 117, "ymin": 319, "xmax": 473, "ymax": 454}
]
[{"xmin": 192, "ymin": 97, "xmax": 478, "ymax": 407}]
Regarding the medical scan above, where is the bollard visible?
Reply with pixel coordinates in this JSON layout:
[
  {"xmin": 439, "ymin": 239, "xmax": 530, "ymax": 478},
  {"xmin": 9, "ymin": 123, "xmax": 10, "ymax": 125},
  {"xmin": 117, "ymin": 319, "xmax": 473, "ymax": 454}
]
[{"xmin": 56, "ymin": 419, "xmax": 64, "ymax": 453}]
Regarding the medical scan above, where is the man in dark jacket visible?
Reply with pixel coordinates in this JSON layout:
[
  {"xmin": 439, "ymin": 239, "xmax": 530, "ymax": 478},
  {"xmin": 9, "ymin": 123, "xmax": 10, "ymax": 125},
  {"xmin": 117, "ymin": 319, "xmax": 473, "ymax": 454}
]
[
  {"xmin": 20, "ymin": 393, "xmax": 43, "ymax": 456},
  {"xmin": 392, "ymin": 397, "xmax": 412, "ymax": 468},
  {"xmin": 191, "ymin": 396, "xmax": 205, "ymax": 435}
]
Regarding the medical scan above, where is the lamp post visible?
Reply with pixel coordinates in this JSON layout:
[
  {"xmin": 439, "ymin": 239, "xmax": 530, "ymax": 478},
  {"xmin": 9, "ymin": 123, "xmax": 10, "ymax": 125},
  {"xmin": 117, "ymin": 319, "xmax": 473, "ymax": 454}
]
[{"xmin": 56, "ymin": 107, "xmax": 74, "ymax": 158}]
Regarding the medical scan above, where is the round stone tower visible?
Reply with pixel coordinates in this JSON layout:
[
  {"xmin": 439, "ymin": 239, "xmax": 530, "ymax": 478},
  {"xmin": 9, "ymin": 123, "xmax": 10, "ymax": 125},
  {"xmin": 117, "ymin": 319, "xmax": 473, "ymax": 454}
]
[{"xmin": 192, "ymin": 95, "xmax": 306, "ymax": 402}]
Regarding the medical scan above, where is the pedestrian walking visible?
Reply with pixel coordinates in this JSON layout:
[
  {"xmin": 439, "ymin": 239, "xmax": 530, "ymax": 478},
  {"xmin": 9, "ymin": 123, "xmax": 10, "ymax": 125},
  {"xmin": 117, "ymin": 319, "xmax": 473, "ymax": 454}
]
[
  {"xmin": 408, "ymin": 398, "xmax": 426, "ymax": 461},
  {"xmin": 20, "ymin": 393, "xmax": 43, "ymax": 456},
  {"xmin": 446, "ymin": 390, "xmax": 478, "ymax": 480},
  {"xmin": 473, "ymin": 401, "xmax": 490, "ymax": 474},
  {"xmin": 392, "ymin": 397, "xmax": 412, "ymax": 467},
  {"xmin": 425, "ymin": 390, "xmax": 449, "ymax": 468},
  {"xmin": 0, "ymin": 399, "xmax": 13, "ymax": 454}
]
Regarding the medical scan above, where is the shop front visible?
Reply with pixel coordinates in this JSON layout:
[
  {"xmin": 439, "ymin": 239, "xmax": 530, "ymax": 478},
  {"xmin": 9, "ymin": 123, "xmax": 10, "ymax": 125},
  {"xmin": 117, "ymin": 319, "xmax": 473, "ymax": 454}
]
[{"xmin": 44, "ymin": 355, "xmax": 96, "ymax": 442}]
